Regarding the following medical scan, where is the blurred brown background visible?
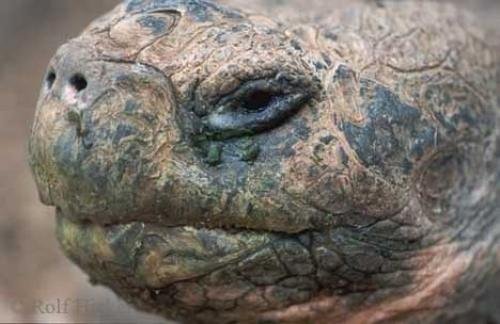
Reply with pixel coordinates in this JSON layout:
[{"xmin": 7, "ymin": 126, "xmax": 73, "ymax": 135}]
[{"xmin": 0, "ymin": 0, "xmax": 498, "ymax": 323}]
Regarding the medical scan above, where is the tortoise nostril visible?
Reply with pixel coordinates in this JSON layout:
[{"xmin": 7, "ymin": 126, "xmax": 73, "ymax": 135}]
[
  {"xmin": 46, "ymin": 71, "xmax": 56, "ymax": 89},
  {"xmin": 69, "ymin": 73, "xmax": 88, "ymax": 92}
]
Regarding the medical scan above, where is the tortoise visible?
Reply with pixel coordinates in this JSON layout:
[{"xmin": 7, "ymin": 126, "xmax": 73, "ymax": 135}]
[{"xmin": 28, "ymin": 0, "xmax": 499, "ymax": 323}]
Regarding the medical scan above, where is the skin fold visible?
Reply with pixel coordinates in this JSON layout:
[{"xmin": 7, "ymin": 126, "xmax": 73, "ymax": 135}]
[{"xmin": 28, "ymin": 0, "xmax": 499, "ymax": 323}]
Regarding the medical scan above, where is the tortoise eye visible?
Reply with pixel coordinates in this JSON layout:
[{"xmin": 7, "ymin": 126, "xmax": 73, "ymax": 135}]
[{"xmin": 202, "ymin": 79, "xmax": 312, "ymax": 139}]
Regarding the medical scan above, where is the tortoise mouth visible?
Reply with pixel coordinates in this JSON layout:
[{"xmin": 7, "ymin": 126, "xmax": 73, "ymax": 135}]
[
  {"xmin": 56, "ymin": 211, "xmax": 277, "ymax": 289},
  {"xmin": 56, "ymin": 213, "xmax": 328, "ymax": 322}
]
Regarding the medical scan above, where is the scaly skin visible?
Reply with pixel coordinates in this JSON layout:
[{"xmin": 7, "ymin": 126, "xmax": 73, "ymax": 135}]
[{"xmin": 29, "ymin": 0, "xmax": 499, "ymax": 323}]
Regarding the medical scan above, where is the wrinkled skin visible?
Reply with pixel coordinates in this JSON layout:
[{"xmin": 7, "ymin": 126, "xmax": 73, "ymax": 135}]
[{"xmin": 28, "ymin": 0, "xmax": 499, "ymax": 323}]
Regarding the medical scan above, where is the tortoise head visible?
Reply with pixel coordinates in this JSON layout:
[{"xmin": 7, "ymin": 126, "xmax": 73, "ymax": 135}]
[{"xmin": 29, "ymin": 0, "xmax": 499, "ymax": 323}]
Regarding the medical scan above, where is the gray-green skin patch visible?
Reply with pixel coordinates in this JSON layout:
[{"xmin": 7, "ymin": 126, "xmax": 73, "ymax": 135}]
[{"xmin": 29, "ymin": 0, "xmax": 499, "ymax": 323}]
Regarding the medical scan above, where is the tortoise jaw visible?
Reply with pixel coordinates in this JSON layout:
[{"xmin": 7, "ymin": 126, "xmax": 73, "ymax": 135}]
[{"xmin": 56, "ymin": 212, "xmax": 276, "ymax": 289}]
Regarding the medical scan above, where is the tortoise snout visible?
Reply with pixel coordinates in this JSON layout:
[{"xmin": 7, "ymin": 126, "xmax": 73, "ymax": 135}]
[{"xmin": 30, "ymin": 49, "xmax": 180, "ymax": 224}]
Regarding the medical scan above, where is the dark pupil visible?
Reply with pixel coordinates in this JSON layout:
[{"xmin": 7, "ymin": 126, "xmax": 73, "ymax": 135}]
[{"xmin": 243, "ymin": 90, "xmax": 275, "ymax": 111}]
